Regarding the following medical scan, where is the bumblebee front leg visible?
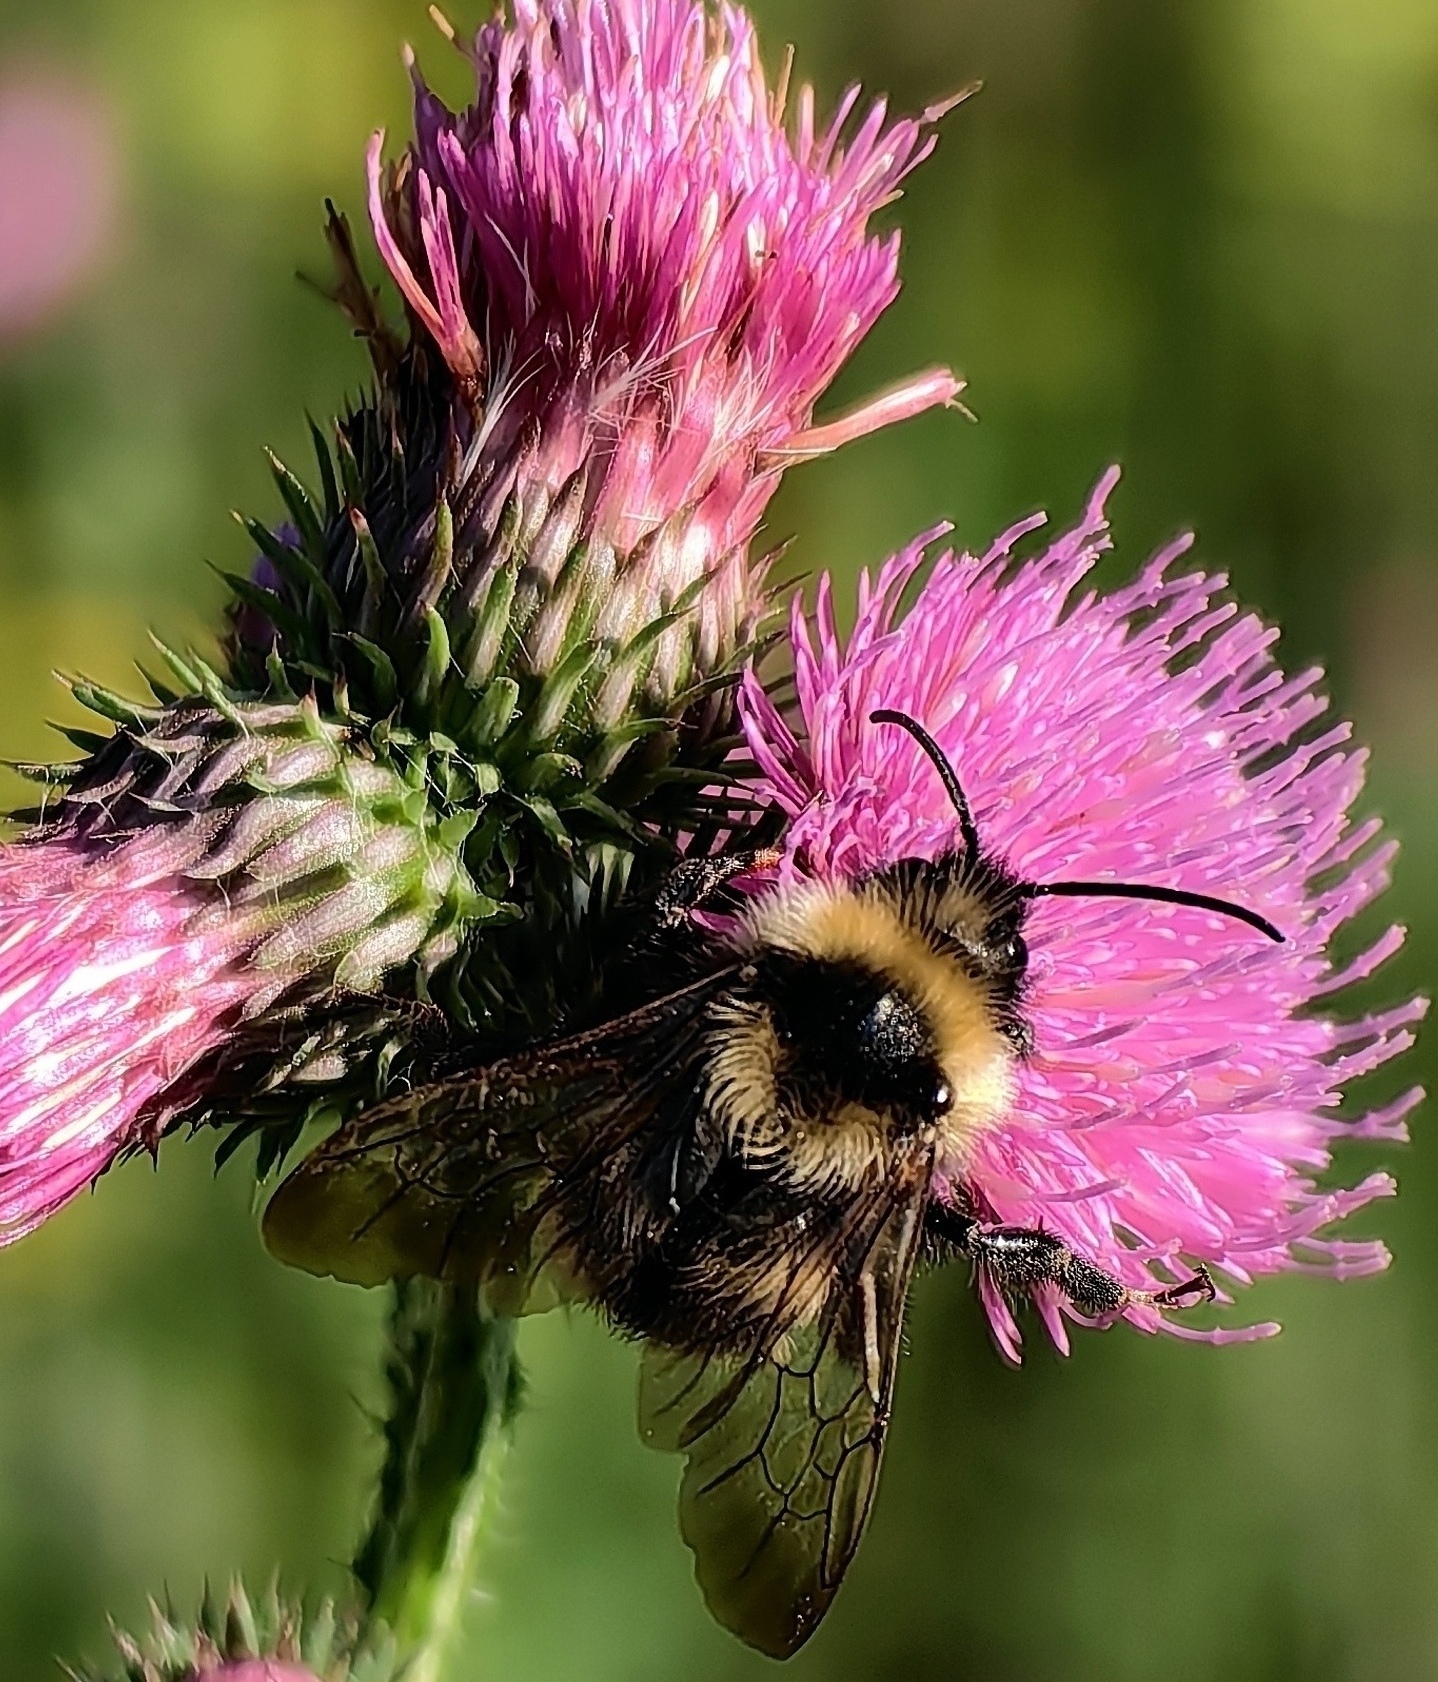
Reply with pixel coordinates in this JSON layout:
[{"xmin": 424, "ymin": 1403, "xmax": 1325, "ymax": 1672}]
[
  {"xmin": 928, "ymin": 1203, "xmax": 1215, "ymax": 1317},
  {"xmin": 653, "ymin": 848, "xmax": 782, "ymax": 931}
]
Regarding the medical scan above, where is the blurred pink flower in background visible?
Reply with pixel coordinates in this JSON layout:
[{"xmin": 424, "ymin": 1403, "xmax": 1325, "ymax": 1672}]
[
  {"xmin": 741, "ymin": 468, "xmax": 1423, "ymax": 1358},
  {"xmin": 0, "ymin": 66, "xmax": 119, "ymax": 336}
]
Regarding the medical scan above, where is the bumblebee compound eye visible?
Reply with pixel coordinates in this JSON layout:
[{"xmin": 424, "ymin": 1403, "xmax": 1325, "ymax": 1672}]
[
  {"xmin": 980, "ymin": 917, "xmax": 1028, "ymax": 974},
  {"xmin": 996, "ymin": 933, "xmax": 1027, "ymax": 969}
]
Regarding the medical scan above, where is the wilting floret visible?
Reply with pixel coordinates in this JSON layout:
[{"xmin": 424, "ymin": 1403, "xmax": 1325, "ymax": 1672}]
[{"xmin": 740, "ymin": 468, "xmax": 1424, "ymax": 1356}]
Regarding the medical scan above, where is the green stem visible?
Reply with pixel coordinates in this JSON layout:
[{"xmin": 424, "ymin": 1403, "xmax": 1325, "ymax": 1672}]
[{"xmin": 356, "ymin": 1280, "xmax": 521, "ymax": 1681}]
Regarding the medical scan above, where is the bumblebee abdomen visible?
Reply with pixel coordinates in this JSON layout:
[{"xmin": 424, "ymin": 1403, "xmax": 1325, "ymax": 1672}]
[{"xmin": 578, "ymin": 1168, "xmax": 839, "ymax": 1357}]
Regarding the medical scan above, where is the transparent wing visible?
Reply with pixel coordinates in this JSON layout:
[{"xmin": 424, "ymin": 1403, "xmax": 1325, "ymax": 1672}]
[
  {"xmin": 638, "ymin": 1150, "xmax": 932, "ymax": 1658},
  {"xmin": 261, "ymin": 967, "xmax": 738, "ymax": 1306}
]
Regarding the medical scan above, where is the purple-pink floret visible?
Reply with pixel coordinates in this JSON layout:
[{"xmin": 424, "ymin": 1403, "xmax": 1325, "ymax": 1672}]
[
  {"xmin": 0, "ymin": 831, "xmax": 257, "ymax": 1244},
  {"xmin": 370, "ymin": 0, "xmax": 961, "ymax": 571},
  {"xmin": 739, "ymin": 467, "xmax": 1424, "ymax": 1357}
]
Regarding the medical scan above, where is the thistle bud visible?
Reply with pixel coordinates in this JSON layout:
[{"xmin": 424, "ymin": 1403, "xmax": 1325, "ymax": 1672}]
[
  {"xmin": 3, "ymin": 0, "xmax": 970, "ymax": 1193},
  {"xmin": 76, "ymin": 1582, "xmax": 390, "ymax": 1682}
]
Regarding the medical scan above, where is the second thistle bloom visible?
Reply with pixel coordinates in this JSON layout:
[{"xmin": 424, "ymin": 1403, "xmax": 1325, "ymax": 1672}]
[
  {"xmin": 86, "ymin": 1583, "xmax": 371, "ymax": 1682},
  {"xmin": 740, "ymin": 471, "xmax": 1422, "ymax": 1356},
  {"xmin": 363, "ymin": 0, "xmax": 961, "ymax": 713},
  {"xmin": 0, "ymin": 829, "xmax": 256, "ymax": 1244}
]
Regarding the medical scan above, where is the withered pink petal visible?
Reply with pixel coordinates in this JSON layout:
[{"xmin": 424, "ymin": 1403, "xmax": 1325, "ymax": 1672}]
[{"xmin": 770, "ymin": 368, "xmax": 965, "ymax": 464}]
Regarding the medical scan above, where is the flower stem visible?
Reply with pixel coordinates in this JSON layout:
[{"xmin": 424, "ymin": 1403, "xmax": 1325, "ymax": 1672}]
[{"xmin": 356, "ymin": 1279, "xmax": 521, "ymax": 1681}]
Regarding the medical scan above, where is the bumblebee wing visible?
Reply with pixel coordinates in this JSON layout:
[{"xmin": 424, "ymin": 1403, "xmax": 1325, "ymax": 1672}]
[
  {"xmin": 638, "ymin": 1147, "xmax": 932, "ymax": 1658},
  {"xmin": 261, "ymin": 967, "xmax": 739, "ymax": 1303}
]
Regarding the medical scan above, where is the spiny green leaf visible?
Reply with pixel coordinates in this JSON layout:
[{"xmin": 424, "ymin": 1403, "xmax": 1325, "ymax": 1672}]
[
  {"xmin": 414, "ymin": 606, "xmax": 451, "ymax": 711},
  {"xmin": 567, "ymin": 788, "xmax": 658, "ymax": 846},
  {"xmin": 266, "ymin": 447, "xmax": 326, "ymax": 560},
  {"xmin": 265, "ymin": 648, "xmax": 298, "ymax": 699},
  {"xmin": 215, "ymin": 569, "xmax": 313, "ymax": 651},
  {"xmin": 350, "ymin": 509, "xmax": 388, "ymax": 639},
  {"xmin": 437, "ymin": 808, "xmax": 479, "ymax": 852},
  {"xmin": 462, "ymin": 561, "xmax": 518, "ymax": 688},
  {"xmin": 343, "ymin": 634, "xmax": 399, "ymax": 712},
  {"xmin": 3, "ymin": 757, "xmax": 75, "ymax": 783},
  {"xmin": 614, "ymin": 605, "xmax": 692, "ymax": 666},
  {"xmin": 239, "ymin": 514, "xmax": 342, "ymax": 630},
  {"xmin": 174, "ymin": 645, "xmax": 247, "ymax": 728},
  {"xmin": 336, "ymin": 428, "xmax": 363, "ymax": 506},
  {"xmin": 585, "ymin": 715, "xmax": 674, "ymax": 784},
  {"xmin": 669, "ymin": 665, "xmax": 747, "ymax": 711},
  {"xmin": 409, "ymin": 496, "xmax": 454, "ymax": 622},
  {"xmin": 515, "ymin": 750, "xmax": 583, "ymax": 794},
  {"xmin": 62, "ymin": 676, "xmax": 157, "ymax": 727},
  {"xmin": 516, "ymin": 793, "xmax": 571, "ymax": 851},
  {"xmin": 308, "ymin": 415, "xmax": 339, "ymax": 515},
  {"xmin": 51, "ymin": 725, "xmax": 112, "ymax": 755}
]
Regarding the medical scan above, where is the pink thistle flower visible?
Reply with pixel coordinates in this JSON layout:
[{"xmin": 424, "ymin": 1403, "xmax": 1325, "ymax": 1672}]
[
  {"xmin": 0, "ymin": 829, "xmax": 261, "ymax": 1244},
  {"xmin": 739, "ymin": 467, "xmax": 1423, "ymax": 1358},
  {"xmin": 367, "ymin": 0, "xmax": 964, "ymax": 672},
  {"xmin": 87, "ymin": 1583, "xmax": 351, "ymax": 1682}
]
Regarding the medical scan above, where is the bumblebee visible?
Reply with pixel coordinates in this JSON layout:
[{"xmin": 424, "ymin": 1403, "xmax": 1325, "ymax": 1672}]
[{"xmin": 264, "ymin": 709, "xmax": 1281, "ymax": 1657}]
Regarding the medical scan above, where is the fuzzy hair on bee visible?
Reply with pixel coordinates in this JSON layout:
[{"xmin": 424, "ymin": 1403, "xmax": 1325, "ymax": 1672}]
[
  {"xmin": 263, "ymin": 709, "xmax": 1280, "ymax": 1660},
  {"xmin": 701, "ymin": 861, "xmax": 1030, "ymax": 1197}
]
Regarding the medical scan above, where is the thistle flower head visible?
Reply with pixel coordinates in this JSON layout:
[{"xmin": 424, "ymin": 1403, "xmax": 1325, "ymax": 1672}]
[
  {"xmin": 365, "ymin": 0, "xmax": 962, "ymax": 668},
  {"xmin": 210, "ymin": 0, "xmax": 963, "ymax": 1083},
  {"xmin": 740, "ymin": 469, "xmax": 1422, "ymax": 1357}
]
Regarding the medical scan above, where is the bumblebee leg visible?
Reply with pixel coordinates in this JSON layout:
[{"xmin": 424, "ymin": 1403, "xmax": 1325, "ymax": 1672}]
[
  {"xmin": 653, "ymin": 849, "xmax": 782, "ymax": 930},
  {"xmin": 929, "ymin": 1205, "xmax": 1216, "ymax": 1317}
]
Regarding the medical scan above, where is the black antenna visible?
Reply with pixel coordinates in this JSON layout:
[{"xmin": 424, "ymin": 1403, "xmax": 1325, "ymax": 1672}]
[
  {"xmin": 871, "ymin": 709, "xmax": 980, "ymax": 858},
  {"xmin": 1028, "ymin": 881, "xmax": 1284, "ymax": 944},
  {"xmin": 869, "ymin": 709, "xmax": 1282, "ymax": 944}
]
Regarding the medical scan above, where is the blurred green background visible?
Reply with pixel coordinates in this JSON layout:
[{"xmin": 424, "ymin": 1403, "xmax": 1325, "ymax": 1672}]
[{"xmin": 0, "ymin": 0, "xmax": 1433, "ymax": 1678}]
